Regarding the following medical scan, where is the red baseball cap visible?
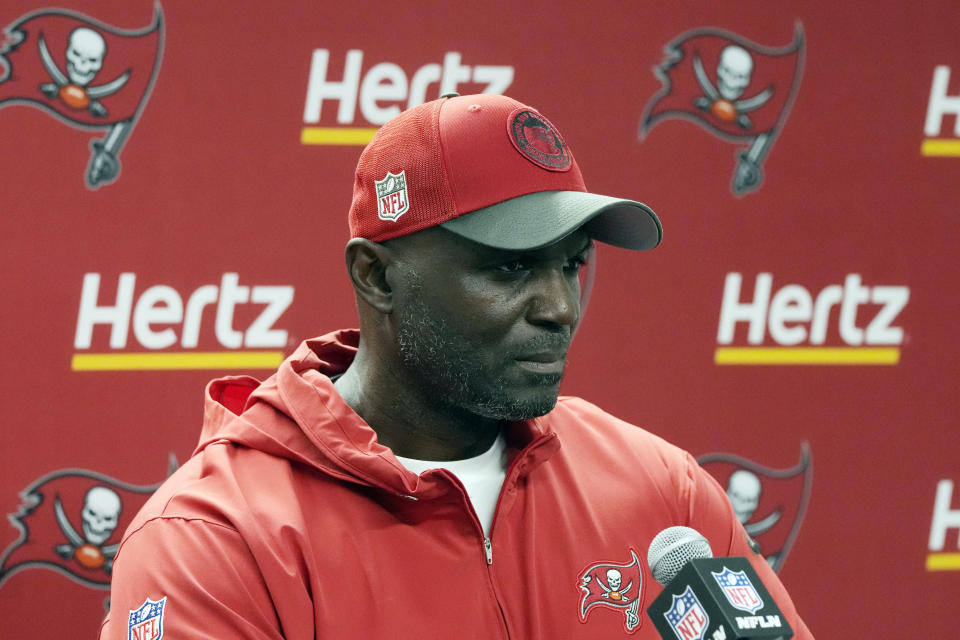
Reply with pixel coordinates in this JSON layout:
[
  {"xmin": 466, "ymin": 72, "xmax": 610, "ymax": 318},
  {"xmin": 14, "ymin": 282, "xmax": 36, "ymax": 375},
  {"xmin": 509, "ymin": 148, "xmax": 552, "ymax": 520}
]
[{"xmin": 348, "ymin": 93, "xmax": 662, "ymax": 251}]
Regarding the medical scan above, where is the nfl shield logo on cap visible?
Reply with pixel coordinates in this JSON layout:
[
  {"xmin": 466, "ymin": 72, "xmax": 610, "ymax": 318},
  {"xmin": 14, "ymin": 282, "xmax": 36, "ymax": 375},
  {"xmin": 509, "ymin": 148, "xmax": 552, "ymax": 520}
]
[{"xmin": 375, "ymin": 170, "xmax": 410, "ymax": 222}]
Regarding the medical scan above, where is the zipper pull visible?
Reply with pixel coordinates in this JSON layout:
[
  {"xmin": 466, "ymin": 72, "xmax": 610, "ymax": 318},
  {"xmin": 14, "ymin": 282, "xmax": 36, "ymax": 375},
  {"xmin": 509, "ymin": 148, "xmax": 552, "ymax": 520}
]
[{"xmin": 484, "ymin": 537, "xmax": 493, "ymax": 564}]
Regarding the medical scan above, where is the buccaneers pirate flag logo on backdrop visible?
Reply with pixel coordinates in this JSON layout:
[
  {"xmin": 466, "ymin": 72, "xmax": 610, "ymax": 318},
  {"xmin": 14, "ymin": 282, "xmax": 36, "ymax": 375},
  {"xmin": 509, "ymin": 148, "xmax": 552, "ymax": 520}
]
[
  {"xmin": 0, "ymin": 459, "xmax": 174, "ymax": 589},
  {"xmin": 0, "ymin": 5, "xmax": 164, "ymax": 188},
  {"xmin": 697, "ymin": 443, "xmax": 812, "ymax": 572},
  {"xmin": 640, "ymin": 25, "xmax": 804, "ymax": 196}
]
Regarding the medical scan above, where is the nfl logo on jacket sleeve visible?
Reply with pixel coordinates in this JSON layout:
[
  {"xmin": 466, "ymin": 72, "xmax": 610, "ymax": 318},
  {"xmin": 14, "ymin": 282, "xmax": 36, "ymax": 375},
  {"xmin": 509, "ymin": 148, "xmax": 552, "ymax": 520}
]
[{"xmin": 127, "ymin": 596, "xmax": 166, "ymax": 640}]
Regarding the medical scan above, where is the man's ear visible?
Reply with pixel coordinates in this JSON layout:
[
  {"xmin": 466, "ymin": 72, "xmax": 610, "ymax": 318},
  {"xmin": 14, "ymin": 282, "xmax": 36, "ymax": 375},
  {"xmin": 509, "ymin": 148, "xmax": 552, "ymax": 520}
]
[{"xmin": 344, "ymin": 238, "xmax": 395, "ymax": 314}]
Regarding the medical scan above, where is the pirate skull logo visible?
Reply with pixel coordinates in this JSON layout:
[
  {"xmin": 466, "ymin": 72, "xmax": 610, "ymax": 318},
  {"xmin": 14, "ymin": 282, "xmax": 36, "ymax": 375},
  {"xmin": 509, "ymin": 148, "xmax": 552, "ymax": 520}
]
[
  {"xmin": 727, "ymin": 469, "xmax": 761, "ymax": 523},
  {"xmin": 37, "ymin": 27, "xmax": 130, "ymax": 116},
  {"xmin": 54, "ymin": 486, "xmax": 122, "ymax": 572},
  {"xmin": 692, "ymin": 45, "xmax": 773, "ymax": 129},
  {"xmin": 716, "ymin": 46, "xmax": 753, "ymax": 100},
  {"xmin": 725, "ymin": 468, "xmax": 782, "ymax": 539},
  {"xmin": 598, "ymin": 567, "xmax": 634, "ymax": 603},
  {"xmin": 65, "ymin": 27, "xmax": 105, "ymax": 86},
  {"xmin": 607, "ymin": 569, "xmax": 622, "ymax": 590},
  {"xmin": 80, "ymin": 486, "xmax": 122, "ymax": 545},
  {"xmin": 603, "ymin": 568, "xmax": 633, "ymax": 602}
]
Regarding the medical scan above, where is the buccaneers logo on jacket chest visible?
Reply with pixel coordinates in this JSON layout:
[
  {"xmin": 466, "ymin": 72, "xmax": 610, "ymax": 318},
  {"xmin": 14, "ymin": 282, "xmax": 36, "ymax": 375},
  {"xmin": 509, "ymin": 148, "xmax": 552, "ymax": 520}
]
[{"xmin": 577, "ymin": 548, "xmax": 645, "ymax": 634}]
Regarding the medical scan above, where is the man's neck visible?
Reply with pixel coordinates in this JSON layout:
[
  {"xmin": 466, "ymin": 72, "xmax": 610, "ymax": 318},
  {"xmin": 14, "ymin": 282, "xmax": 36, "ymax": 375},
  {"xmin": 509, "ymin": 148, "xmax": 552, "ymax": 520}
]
[{"xmin": 334, "ymin": 346, "xmax": 501, "ymax": 461}]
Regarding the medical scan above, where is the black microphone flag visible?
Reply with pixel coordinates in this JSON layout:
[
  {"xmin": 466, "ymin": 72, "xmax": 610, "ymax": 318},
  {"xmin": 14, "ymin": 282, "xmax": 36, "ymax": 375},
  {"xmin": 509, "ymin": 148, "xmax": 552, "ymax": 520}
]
[{"xmin": 646, "ymin": 556, "xmax": 793, "ymax": 640}]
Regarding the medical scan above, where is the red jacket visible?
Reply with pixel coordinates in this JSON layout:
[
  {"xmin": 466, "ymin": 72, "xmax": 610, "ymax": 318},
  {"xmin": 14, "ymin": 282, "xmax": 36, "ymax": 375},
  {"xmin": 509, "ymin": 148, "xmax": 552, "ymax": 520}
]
[{"xmin": 100, "ymin": 330, "xmax": 812, "ymax": 639}]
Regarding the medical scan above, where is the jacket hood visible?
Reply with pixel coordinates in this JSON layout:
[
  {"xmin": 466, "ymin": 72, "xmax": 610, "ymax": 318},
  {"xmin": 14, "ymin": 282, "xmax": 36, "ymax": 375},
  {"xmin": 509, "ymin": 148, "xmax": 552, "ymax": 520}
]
[{"xmin": 194, "ymin": 330, "xmax": 559, "ymax": 499}]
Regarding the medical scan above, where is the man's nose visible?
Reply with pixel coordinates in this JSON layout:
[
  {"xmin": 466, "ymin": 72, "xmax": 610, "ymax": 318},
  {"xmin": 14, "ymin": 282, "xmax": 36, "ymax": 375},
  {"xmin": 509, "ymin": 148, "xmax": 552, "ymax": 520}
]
[{"xmin": 526, "ymin": 266, "xmax": 580, "ymax": 328}]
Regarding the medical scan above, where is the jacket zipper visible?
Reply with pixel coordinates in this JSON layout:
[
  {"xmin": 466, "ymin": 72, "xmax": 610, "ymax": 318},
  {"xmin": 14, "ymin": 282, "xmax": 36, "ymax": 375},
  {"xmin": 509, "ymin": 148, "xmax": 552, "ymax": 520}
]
[
  {"xmin": 437, "ymin": 432, "xmax": 556, "ymax": 638},
  {"xmin": 436, "ymin": 469, "xmax": 510, "ymax": 638},
  {"xmin": 482, "ymin": 431, "xmax": 556, "ymax": 568}
]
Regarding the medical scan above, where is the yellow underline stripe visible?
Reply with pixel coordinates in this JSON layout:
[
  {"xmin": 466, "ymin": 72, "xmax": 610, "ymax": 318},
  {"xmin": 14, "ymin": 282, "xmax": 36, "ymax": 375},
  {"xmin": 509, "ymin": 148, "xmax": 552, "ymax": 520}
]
[
  {"xmin": 72, "ymin": 351, "xmax": 285, "ymax": 371},
  {"xmin": 301, "ymin": 127, "xmax": 379, "ymax": 145},
  {"xmin": 921, "ymin": 139, "xmax": 960, "ymax": 156},
  {"xmin": 926, "ymin": 553, "xmax": 960, "ymax": 571},
  {"xmin": 715, "ymin": 347, "xmax": 900, "ymax": 365}
]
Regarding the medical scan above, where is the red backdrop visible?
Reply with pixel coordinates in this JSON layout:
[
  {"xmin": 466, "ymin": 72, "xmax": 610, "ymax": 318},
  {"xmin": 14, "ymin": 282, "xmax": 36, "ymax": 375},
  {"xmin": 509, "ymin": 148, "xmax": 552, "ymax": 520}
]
[{"xmin": 2, "ymin": 1, "xmax": 958, "ymax": 637}]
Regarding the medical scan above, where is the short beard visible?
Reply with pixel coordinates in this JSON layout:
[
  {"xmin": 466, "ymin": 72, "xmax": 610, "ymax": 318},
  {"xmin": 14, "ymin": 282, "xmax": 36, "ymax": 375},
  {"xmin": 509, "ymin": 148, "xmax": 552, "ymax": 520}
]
[{"xmin": 394, "ymin": 271, "xmax": 560, "ymax": 421}]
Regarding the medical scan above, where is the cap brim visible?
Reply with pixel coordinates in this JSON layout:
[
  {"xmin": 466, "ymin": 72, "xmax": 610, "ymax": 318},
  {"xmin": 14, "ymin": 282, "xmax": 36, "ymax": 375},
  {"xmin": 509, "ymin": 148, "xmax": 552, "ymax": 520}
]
[{"xmin": 439, "ymin": 190, "xmax": 662, "ymax": 251}]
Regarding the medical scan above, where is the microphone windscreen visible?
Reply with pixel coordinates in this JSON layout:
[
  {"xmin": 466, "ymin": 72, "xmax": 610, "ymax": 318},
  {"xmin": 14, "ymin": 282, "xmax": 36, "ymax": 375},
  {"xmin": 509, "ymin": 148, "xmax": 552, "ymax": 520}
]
[{"xmin": 647, "ymin": 526, "xmax": 713, "ymax": 586}]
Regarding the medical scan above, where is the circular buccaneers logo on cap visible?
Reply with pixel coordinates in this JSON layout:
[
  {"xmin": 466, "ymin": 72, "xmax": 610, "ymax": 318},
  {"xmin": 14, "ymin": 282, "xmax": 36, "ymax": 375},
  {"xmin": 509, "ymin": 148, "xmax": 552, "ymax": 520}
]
[{"xmin": 507, "ymin": 108, "xmax": 571, "ymax": 171}]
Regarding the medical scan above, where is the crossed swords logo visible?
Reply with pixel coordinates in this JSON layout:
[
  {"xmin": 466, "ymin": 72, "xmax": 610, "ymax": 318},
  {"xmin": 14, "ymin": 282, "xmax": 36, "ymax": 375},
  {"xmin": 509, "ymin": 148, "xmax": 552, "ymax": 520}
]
[
  {"xmin": 691, "ymin": 50, "xmax": 772, "ymax": 130},
  {"xmin": 36, "ymin": 28, "xmax": 129, "ymax": 117},
  {"xmin": 52, "ymin": 489, "xmax": 120, "ymax": 574}
]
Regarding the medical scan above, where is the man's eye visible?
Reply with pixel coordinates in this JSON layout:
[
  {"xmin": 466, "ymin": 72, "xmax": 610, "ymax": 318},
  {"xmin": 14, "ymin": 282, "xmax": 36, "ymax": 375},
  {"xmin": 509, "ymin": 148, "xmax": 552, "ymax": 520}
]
[
  {"xmin": 565, "ymin": 254, "xmax": 588, "ymax": 271},
  {"xmin": 496, "ymin": 260, "xmax": 528, "ymax": 273}
]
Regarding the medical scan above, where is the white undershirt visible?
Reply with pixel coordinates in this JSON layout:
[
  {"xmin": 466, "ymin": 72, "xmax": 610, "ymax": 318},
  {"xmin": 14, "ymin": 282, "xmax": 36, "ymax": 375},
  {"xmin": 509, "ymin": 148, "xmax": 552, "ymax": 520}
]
[{"xmin": 395, "ymin": 432, "xmax": 508, "ymax": 536}]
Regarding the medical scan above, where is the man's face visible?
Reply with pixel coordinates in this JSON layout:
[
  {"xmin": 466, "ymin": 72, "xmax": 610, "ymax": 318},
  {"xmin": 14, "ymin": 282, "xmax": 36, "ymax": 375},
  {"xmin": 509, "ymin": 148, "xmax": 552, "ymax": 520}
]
[{"xmin": 389, "ymin": 227, "xmax": 592, "ymax": 421}]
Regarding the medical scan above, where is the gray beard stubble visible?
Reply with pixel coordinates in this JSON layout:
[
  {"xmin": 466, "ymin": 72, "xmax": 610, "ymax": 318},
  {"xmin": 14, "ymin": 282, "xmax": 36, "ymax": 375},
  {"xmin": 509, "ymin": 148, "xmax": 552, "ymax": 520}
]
[{"xmin": 394, "ymin": 271, "xmax": 560, "ymax": 421}]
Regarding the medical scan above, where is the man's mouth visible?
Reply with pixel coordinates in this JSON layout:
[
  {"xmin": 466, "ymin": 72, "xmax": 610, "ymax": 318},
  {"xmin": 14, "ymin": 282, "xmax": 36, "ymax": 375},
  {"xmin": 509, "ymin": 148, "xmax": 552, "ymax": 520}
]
[{"xmin": 514, "ymin": 351, "xmax": 567, "ymax": 375}]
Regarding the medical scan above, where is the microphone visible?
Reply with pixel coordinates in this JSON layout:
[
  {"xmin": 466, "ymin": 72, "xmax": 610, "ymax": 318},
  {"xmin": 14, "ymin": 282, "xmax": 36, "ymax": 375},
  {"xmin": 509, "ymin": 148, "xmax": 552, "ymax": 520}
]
[{"xmin": 646, "ymin": 526, "xmax": 793, "ymax": 640}]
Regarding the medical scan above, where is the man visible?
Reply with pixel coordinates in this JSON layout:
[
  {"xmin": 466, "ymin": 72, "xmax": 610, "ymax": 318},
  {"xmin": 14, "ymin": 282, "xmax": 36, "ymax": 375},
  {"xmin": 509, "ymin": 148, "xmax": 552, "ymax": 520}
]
[{"xmin": 100, "ymin": 94, "xmax": 812, "ymax": 638}]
